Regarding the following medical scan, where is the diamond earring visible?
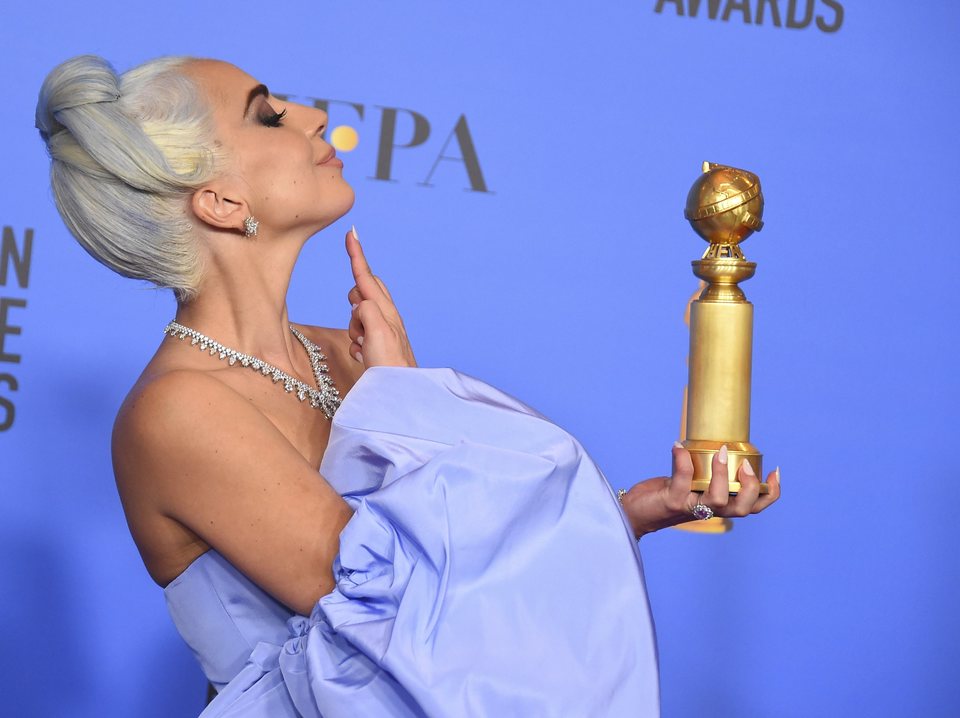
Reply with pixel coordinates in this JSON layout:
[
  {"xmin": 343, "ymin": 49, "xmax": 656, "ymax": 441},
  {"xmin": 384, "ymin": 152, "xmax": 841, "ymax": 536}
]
[{"xmin": 243, "ymin": 216, "xmax": 259, "ymax": 237}]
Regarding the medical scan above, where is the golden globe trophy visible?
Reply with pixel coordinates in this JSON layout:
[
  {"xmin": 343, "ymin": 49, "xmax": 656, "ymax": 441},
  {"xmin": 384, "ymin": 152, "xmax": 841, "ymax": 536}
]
[{"xmin": 680, "ymin": 161, "xmax": 769, "ymax": 498}]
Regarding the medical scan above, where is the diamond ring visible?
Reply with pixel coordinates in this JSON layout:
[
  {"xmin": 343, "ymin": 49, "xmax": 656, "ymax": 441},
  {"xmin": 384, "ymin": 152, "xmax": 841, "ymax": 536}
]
[{"xmin": 691, "ymin": 497, "xmax": 714, "ymax": 521}]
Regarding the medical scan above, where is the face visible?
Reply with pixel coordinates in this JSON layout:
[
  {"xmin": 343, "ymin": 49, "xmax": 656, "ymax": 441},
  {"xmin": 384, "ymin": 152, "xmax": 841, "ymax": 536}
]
[{"xmin": 184, "ymin": 59, "xmax": 354, "ymax": 239}]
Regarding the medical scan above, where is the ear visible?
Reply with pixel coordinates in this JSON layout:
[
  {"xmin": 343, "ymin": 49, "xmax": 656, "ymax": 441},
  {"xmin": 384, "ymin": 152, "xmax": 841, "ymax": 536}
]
[{"xmin": 191, "ymin": 184, "xmax": 250, "ymax": 233}]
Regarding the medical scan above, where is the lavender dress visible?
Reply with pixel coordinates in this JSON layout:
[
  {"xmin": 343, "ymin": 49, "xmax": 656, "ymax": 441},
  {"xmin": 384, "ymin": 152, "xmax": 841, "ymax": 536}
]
[{"xmin": 164, "ymin": 367, "xmax": 660, "ymax": 717}]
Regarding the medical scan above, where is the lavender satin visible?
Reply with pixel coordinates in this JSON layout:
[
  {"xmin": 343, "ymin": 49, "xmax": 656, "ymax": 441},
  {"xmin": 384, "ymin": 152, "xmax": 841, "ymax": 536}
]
[{"xmin": 164, "ymin": 367, "xmax": 660, "ymax": 717}]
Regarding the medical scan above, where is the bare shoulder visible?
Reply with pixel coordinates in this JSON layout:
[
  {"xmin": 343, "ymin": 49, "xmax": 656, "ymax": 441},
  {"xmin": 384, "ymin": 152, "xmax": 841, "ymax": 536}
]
[
  {"xmin": 111, "ymin": 367, "xmax": 315, "ymax": 500},
  {"xmin": 113, "ymin": 368, "xmax": 254, "ymax": 464}
]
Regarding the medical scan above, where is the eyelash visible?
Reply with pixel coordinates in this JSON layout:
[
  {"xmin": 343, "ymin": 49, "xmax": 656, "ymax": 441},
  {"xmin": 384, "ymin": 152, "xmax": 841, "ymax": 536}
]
[{"xmin": 260, "ymin": 108, "xmax": 287, "ymax": 127}]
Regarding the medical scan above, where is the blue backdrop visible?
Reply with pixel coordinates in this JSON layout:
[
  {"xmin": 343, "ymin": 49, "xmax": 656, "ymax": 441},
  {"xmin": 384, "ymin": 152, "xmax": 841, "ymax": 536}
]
[{"xmin": 2, "ymin": 2, "xmax": 958, "ymax": 716}]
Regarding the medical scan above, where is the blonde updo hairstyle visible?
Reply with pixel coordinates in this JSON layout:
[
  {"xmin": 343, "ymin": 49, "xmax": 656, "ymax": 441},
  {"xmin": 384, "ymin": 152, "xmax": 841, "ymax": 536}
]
[{"xmin": 36, "ymin": 55, "xmax": 222, "ymax": 302}]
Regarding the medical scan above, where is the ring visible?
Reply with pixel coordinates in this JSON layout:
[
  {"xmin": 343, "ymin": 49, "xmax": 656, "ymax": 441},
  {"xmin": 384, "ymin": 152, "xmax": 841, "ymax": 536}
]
[
  {"xmin": 617, "ymin": 488, "xmax": 627, "ymax": 506},
  {"xmin": 691, "ymin": 496, "xmax": 714, "ymax": 521}
]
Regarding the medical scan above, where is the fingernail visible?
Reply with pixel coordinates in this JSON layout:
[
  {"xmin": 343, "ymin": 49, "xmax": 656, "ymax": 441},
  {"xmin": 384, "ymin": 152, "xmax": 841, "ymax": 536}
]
[
  {"xmin": 357, "ymin": 335, "xmax": 364, "ymax": 346},
  {"xmin": 775, "ymin": 466, "xmax": 781, "ymax": 482},
  {"xmin": 718, "ymin": 445, "xmax": 728, "ymax": 464},
  {"xmin": 351, "ymin": 303, "xmax": 359, "ymax": 311},
  {"xmin": 354, "ymin": 351, "xmax": 363, "ymax": 363},
  {"xmin": 741, "ymin": 459, "xmax": 755, "ymax": 476},
  {"xmin": 673, "ymin": 441, "xmax": 684, "ymax": 449},
  {"xmin": 351, "ymin": 225, "xmax": 360, "ymax": 243}
]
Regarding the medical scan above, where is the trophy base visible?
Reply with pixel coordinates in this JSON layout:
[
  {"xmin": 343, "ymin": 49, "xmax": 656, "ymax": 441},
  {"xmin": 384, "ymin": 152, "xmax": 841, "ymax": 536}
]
[
  {"xmin": 673, "ymin": 517, "xmax": 733, "ymax": 534},
  {"xmin": 681, "ymin": 440, "xmax": 769, "ymax": 495}
]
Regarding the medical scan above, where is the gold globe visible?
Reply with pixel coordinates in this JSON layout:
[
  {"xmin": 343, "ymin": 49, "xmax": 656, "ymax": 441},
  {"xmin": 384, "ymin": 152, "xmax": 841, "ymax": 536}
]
[{"xmin": 684, "ymin": 162, "xmax": 764, "ymax": 252}]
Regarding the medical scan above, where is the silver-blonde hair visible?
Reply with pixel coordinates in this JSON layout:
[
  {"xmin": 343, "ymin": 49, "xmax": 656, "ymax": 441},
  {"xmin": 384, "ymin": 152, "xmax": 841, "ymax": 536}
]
[{"xmin": 36, "ymin": 55, "xmax": 221, "ymax": 302}]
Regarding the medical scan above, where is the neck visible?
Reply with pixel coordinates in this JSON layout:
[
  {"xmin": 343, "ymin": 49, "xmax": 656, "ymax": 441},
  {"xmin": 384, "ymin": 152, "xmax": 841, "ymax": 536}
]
[{"xmin": 173, "ymin": 235, "xmax": 305, "ymax": 368}]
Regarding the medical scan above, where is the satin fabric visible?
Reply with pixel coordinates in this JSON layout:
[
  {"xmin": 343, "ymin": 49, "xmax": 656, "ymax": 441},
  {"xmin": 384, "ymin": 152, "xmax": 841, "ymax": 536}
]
[{"xmin": 164, "ymin": 367, "xmax": 660, "ymax": 717}]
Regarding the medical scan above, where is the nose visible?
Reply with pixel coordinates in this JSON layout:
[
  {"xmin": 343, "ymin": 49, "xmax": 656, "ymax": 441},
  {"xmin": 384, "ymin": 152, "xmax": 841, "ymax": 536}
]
[
  {"xmin": 304, "ymin": 104, "xmax": 327, "ymax": 140},
  {"xmin": 282, "ymin": 99, "xmax": 328, "ymax": 139}
]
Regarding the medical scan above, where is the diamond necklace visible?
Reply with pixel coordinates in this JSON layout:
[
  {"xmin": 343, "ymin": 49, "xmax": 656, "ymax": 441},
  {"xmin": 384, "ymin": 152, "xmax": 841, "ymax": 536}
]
[{"xmin": 162, "ymin": 320, "xmax": 342, "ymax": 419}]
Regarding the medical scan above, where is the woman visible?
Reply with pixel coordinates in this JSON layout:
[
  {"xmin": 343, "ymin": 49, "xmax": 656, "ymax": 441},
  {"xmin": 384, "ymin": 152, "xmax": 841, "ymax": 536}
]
[{"xmin": 36, "ymin": 55, "xmax": 780, "ymax": 717}]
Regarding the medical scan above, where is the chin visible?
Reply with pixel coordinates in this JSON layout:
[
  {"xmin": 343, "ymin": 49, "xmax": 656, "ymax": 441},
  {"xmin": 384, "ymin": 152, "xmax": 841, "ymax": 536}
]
[
  {"xmin": 331, "ymin": 185, "xmax": 356, "ymax": 221},
  {"xmin": 310, "ymin": 187, "xmax": 356, "ymax": 234},
  {"xmin": 341, "ymin": 183, "xmax": 356, "ymax": 213}
]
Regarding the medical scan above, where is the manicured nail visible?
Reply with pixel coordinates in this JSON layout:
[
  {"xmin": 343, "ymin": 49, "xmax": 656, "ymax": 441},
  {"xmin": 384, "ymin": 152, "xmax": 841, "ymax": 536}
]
[
  {"xmin": 354, "ymin": 351, "xmax": 363, "ymax": 363},
  {"xmin": 351, "ymin": 225, "xmax": 360, "ymax": 243},
  {"xmin": 673, "ymin": 441, "xmax": 684, "ymax": 449},
  {"xmin": 357, "ymin": 335, "xmax": 364, "ymax": 346},
  {"xmin": 775, "ymin": 466, "xmax": 781, "ymax": 482},
  {"xmin": 741, "ymin": 459, "xmax": 755, "ymax": 476},
  {"xmin": 718, "ymin": 445, "xmax": 728, "ymax": 464}
]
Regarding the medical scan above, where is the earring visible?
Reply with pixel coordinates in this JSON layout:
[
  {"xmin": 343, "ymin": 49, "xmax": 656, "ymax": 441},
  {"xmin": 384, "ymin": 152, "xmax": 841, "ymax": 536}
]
[{"xmin": 243, "ymin": 216, "xmax": 259, "ymax": 237}]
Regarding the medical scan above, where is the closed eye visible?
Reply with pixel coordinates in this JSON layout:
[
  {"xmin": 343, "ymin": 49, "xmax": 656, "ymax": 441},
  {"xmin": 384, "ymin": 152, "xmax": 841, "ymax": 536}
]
[{"xmin": 259, "ymin": 108, "xmax": 287, "ymax": 127}]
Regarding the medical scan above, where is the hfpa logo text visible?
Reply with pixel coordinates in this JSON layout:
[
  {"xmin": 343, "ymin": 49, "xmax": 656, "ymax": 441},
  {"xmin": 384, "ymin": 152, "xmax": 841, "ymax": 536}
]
[{"xmin": 274, "ymin": 94, "xmax": 491, "ymax": 193}]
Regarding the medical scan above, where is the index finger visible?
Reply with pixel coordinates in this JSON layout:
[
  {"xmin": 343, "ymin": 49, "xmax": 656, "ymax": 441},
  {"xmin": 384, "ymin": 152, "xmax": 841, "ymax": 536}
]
[{"xmin": 345, "ymin": 227, "xmax": 386, "ymax": 302}]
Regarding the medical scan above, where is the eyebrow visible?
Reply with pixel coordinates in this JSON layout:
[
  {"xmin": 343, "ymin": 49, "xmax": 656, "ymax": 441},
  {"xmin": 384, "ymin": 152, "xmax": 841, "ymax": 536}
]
[{"xmin": 244, "ymin": 84, "xmax": 269, "ymax": 116}]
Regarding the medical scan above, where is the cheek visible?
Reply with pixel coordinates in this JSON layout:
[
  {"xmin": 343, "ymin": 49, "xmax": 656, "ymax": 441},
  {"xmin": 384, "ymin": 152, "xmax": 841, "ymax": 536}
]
[
  {"xmin": 245, "ymin": 131, "xmax": 310, "ymax": 169},
  {"xmin": 251, "ymin": 151, "xmax": 313, "ymax": 196}
]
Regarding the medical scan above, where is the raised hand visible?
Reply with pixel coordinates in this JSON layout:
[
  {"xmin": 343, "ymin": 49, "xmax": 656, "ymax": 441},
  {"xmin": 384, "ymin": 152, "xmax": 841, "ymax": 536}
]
[
  {"xmin": 619, "ymin": 443, "xmax": 781, "ymax": 539},
  {"xmin": 345, "ymin": 227, "xmax": 417, "ymax": 369}
]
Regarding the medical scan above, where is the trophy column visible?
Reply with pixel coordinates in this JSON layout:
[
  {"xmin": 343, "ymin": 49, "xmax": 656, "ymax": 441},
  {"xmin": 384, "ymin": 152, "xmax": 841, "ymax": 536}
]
[{"xmin": 681, "ymin": 162, "xmax": 768, "ymax": 495}]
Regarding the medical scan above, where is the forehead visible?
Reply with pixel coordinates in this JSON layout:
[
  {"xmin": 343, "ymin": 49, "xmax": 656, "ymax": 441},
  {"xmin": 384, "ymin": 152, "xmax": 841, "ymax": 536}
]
[{"xmin": 182, "ymin": 59, "xmax": 262, "ymax": 115}]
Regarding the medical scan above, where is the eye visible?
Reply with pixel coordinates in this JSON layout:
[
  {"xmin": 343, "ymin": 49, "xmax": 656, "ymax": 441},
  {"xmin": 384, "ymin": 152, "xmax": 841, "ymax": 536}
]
[{"xmin": 259, "ymin": 107, "xmax": 287, "ymax": 128}]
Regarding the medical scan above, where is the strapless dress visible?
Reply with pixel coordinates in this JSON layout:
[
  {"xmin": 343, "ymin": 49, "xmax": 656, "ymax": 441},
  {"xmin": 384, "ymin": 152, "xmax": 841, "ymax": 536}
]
[{"xmin": 163, "ymin": 367, "xmax": 659, "ymax": 717}]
